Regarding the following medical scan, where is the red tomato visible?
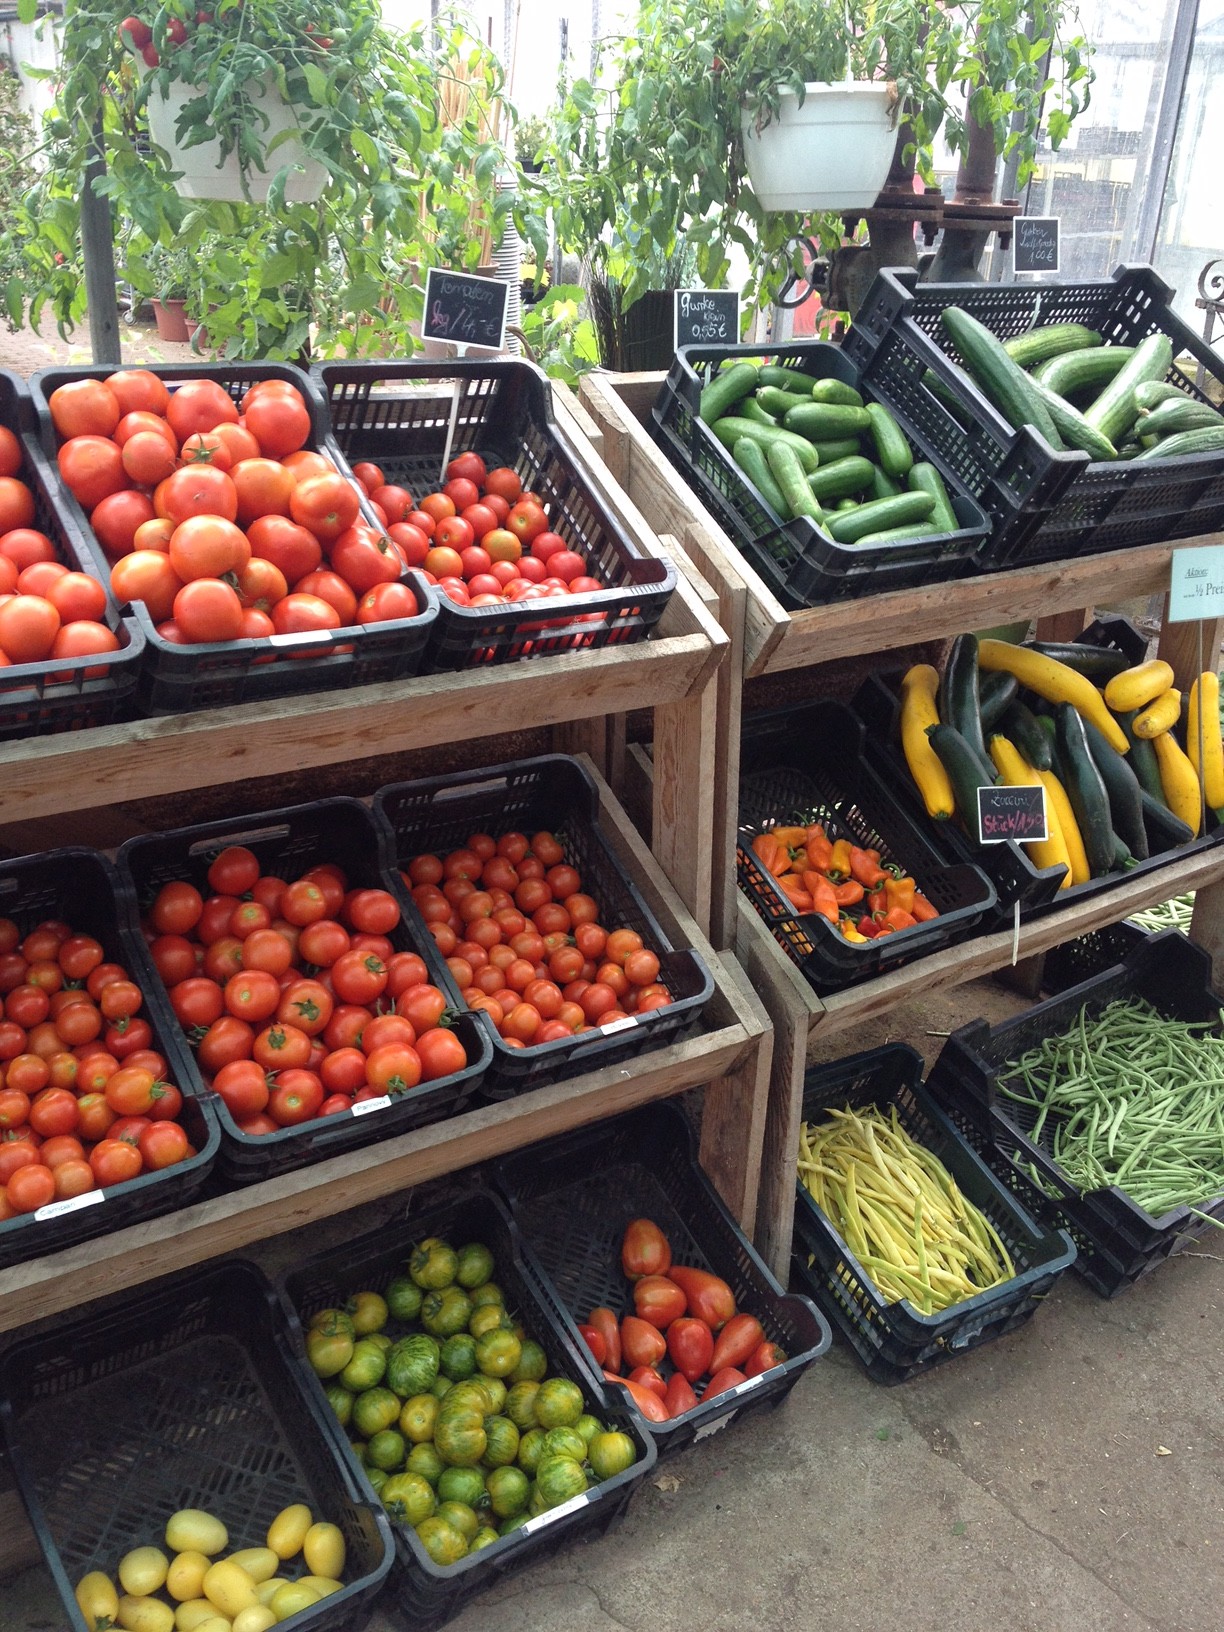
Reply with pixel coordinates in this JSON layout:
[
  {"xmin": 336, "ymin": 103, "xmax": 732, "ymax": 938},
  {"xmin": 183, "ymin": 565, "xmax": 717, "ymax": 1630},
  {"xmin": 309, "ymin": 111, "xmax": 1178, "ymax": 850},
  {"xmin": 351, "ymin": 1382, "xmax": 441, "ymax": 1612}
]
[
  {"xmin": 446, "ymin": 451, "xmax": 487, "ymax": 484},
  {"xmin": 666, "ymin": 1317, "xmax": 715, "ymax": 1383},
  {"xmin": 356, "ymin": 581, "xmax": 418, "ymax": 624},
  {"xmin": 243, "ymin": 389, "xmax": 311, "ymax": 458},
  {"xmin": 606, "ymin": 1372, "xmax": 669, "ymax": 1422},
  {"xmin": 331, "ymin": 949, "xmax": 387, "ymax": 1006},
  {"xmin": 6, "ymin": 1163, "xmax": 55, "ymax": 1214},
  {"xmin": 709, "ymin": 1313, "xmax": 766, "ymax": 1375},
  {"xmin": 294, "ymin": 569, "xmax": 357, "ymax": 626},
  {"xmin": 179, "ymin": 431, "xmax": 233, "ymax": 471},
  {"xmin": 138, "ymin": 1120, "xmax": 189, "ymax": 1170},
  {"xmin": 196, "ymin": 1016, "xmax": 255, "ymax": 1074},
  {"xmin": 231, "ymin": 458, "xmax": 297, "ymax": 526},
  {"xmin": 351, "ymin": 461, "xmax": 384, "ymax": 494},
  {"xmin": 667, "ymin": 1265, "xmax": 736, "ymax": 1330},
  {"xmin": 110, "ymin": 551, "xmax": 183, "ymax": 624},
  {"xmin": 269, "ymin": 1067, "xmax": 324, "ymax": 1125},
  {"xmin": 364, "ymin": 1042, "xmax": 421, "ymax": 1095},
  {"xmin": 28, "ymin": 1087, "xmax": 79, "ymax": 1138},
  {"xmin": 173, "ymin": 578, "xmax": 244, "ymax": 643},
  {"xmin": 416, "ymin": 1029, "xmax": 467, "ymax": 1081},
  {"xmin": 576, "ymin": 1323, "xmax": 607, "ymax": 1368},
  {"xmin": 212, "ymin": 1059, "xmax": 270, "ymax": 1119},
  {"xmin": 89, "ymin": 1137, "xmax": 143, "ymax": 1187},
  {"xmin": 0, "ymin": 596, "xmax": 60, "ymax": 663},
  {"xmin": 633, "ymin": 1274, "xmax": 687, "ymax": 1329},
  {"xmin": 48, "ymin": 379, "xmax": 121, "ymax": 439},
  {"xmin": 252, "ymin": 1022, "xmax": 312, "ymax": 1071},
  {"xmin": 621, "ymin": 1217, "xmax": 672, "ymax": 1280},
  {"xmin": 619, "ymin": 1315, "xmax": 667, "ymax": 1369},
  {"xmin": 165, "ymin": 379, "xmax": 238, "ymax": 442},
  {"xmin": 290, "ymin": 473, "xmax": 360, "ymax": 542},
  {"xmin": 168, "ymin": 514, "xmax": 248, "ymax": 581},
  {"xmin": 702, "ymin": 1366, "xmax": 748, "ymax": 1402},
  {"xmin": 743, "ymin": 1340, "xmax": 788, "ymax": 1378},
  {"xmin": 276, "ymin": 978, "xmax": 333, "ymax": 1036},
  {"xmin": 663, "ymin": 1370, "xmax": 700, "ymax": 1418}
]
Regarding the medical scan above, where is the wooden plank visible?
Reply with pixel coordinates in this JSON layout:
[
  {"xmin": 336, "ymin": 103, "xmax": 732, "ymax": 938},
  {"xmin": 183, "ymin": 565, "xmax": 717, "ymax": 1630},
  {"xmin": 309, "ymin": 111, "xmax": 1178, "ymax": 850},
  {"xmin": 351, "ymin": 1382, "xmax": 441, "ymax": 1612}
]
[
  {"xmin": 698, "ymin": 951, "xmax": 773, "ymax": 1234},
  {"xmin": 1034, "ymin": 608, "xmax": 1089, "ymax": 642},
  {"xmin": 551, "ymin": 380, "xmax": 606, "ymax": 460},
  {"xmin": 1190, "ymin": 879, "xmax": 1224, "ymax": 990},
  {"xmin": 621, "ymin": 742, "xmax": 654, "ymax": 842}
]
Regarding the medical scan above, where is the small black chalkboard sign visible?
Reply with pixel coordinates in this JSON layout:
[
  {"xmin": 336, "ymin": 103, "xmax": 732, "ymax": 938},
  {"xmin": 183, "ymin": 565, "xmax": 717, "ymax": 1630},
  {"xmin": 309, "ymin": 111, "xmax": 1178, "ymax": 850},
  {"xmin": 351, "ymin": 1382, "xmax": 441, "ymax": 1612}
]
[
  {"xmin": 675, "ymin": 289, "xmax": 741, "ymax": 350},
  {"xmin": 977, "ymin": 783, "xmax": 1048, "ymax": 845},
  {"xmin": 1013, "ymin": 217, "xmax": 1060, "ymax": 275},
  {"xmin": 422, "ymin": 268, "xmax": 509, "ymax": 350}
]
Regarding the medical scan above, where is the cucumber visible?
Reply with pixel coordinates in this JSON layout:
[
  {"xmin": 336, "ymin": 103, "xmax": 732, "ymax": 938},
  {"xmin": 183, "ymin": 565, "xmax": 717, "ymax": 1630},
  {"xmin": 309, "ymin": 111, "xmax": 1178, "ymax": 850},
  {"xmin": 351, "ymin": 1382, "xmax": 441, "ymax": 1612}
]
[
  {"xmin": 812, "ymin": 438, "xmax": 865, "ymax": 464},
  {"xmin": 824, "ymin": 491, "xmax": 935, "ymax": 543},
  {"xmin": 1083, "ymin": 331, "xmax": 1173, "ymax": 443},
  {"xmin": 1054, "ymin": 703, "xmax": 1117, "ymax": 876},
  {"xmin": 941, "ymin": 633, "xmax": 987, "ymax": 764},
  {"xmin": 1000, "ymin": 700, "xmax": 1053, "ymax": 770},
  {"xmin": 732, "ymin": 437, "xmax": 788, "ymax": 517},
  {"xmin": 926, "ymin": 724, "xmax": 996, "ymax": 842},
  {"xmin": 834, "ymin": 497, "xmax": 859, "ymax": 511},
  {"xmin": 1002, "ymin": 323, "xmax": 1102, "ymax": 370},
  {"xmin": 921, "ymin": 367, "xmax": 976, "ymax": 430},
  {"xmin": 940, "ymin": 307, "xmax": 1064, "ymax": 448},
  {"xmin": 758, "ymin": 363, "xmax": 819, "ymax": 394},
  {"xmin": 757, "ymin": 385, "xmax": 812, "ymax": 419},
  {"xmin": 865, "ymin": 402, "xmax": 913, "ymax": 478},
  {"xmin": 811, "ymin": 378, "xmax": 864, "ymax": 408},
  {"xmin": 1081, "ymin": 717, "xmax": 1149, "ymax": 860},
  {"xmin": 854, "ymin": 524, "xmax": 939, "ymax": 543},
  {"xmin": 1133, "ymin": 380, "xmax": 1185, "ymax": 411},
  {"xmin": 709, "ymin": 417, "xmax": 820, "ymax": 472},
  {"xmin": 869, "ymin": 465, "xmax": 902, "ymax": 500},
  {"xmin": 978, "ymin": 671, "xmax": 1020, "ymax": 732},
  {"xmin": 1137, "ymin": 397, "xmax": 1220, "ymax": 439},
  {"xmin": 1023, "ymin": 641, "xmax": 1131, "ymax": 679},
  {"xmin": 1134, "ymin": 425, "xmax": 1224, "ymax": 461},
  {"xmin": 1035, "ymin": 346, "xmax": 1135, "ymax": 402},
  {"xmin": 1118, "ymin": 708, "xmax": 1165, "ymax": 803},
  {"xmin": 1029, "ymin": 379, "xmax": 1117, "ymax": 460},
  {"xmin": 766, "ymin": 440, "xmax": 825, "ymax": 523},
  {"xmin": 699, "ymin": 362, "xmax": 758, "ymax": 425},
  {"xmin": 783, "ymin": 401, "xmax": 872, "ymax": 441},
  {"xmin": 735, "ymin": 397, "xmax": 779, "ymax": 427},
  {"xmin": 906, "ymin": 462, "xmax": 957, "ymax": 531},
  {"xmin": 806, "ymin": 455, "xmax": 875, "ymax": 502}
]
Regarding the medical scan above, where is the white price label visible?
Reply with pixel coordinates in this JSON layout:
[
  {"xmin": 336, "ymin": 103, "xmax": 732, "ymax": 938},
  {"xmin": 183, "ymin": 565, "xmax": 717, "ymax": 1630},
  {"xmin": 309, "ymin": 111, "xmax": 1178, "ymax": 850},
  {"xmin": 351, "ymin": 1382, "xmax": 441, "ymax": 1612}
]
[
  {"xmin": 692, "ymin": 1409, "xmax": 737, "ymax": 1441},
  {"xmin": 600, "ymin": 1015, "xmax": 637, "ymax": 1035},
  {"xmin": 1168, "ymin": 545, "xmax": 1224, "ymax": 623},
  {"xmin": 35, "ymin": 1190, "xmax": 105, "ymax": 1222},
  {"xmin": 351, "ymin": 1095, "xmax": 393, "ymax": 1117},
  {"xmin": 521, "ymin": 1492, "xmax": 591, "ymax": 1533},
  {"xmin": 728, "ymin": 1374, "xmax": 768, "ymax": 1399}
]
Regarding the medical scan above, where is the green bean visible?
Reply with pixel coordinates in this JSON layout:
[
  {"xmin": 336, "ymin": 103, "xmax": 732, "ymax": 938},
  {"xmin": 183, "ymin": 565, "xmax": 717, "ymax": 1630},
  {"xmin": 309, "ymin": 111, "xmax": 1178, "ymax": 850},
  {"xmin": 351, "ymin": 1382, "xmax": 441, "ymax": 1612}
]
[{"xmin": 1130, "ymin": 895, "xmax": 1194, "ymax": 934}]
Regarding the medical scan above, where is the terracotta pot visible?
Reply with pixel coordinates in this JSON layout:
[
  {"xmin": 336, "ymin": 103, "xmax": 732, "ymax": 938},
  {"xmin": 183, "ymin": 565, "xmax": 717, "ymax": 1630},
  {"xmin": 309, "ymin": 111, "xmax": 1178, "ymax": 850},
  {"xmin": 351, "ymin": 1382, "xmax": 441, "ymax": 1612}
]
[{"xmin": 152, "ymin": 298, "xmax": 190, "ymax": 343}]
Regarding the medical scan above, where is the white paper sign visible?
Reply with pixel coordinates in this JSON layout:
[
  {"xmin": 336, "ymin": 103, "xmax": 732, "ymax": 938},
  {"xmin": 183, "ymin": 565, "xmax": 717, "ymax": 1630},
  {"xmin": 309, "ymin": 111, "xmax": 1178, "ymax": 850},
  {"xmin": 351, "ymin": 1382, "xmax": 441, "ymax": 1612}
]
[{"xmin": 1168, "ymin": 545, "xmax": 1224, "ymax": 623}]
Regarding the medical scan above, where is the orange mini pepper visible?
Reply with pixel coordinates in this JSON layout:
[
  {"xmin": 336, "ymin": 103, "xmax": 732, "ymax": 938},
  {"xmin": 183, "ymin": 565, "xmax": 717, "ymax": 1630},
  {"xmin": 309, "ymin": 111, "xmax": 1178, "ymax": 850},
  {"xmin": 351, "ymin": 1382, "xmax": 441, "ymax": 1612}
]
[
  {"xmin": 803, "ymin": 872, "xmax": 839, "ymax": 923},
  {"xmin": 827, "ymin": 838, "xmax": 854, "ymax": 880},
  {"xmin": 849, "ymin": 846, "xmax": 889, "ymax": 889},
  {"xmin": 877, "ymin": 906, "xmax": 917, "ymax": 934},
  {"xmin": 805, "ymin": 832, "xmax": 834, "ymax": 872},
  {"xmin": 911, "ymin": 892, "xmax": 939, "ymax": 922},
  {"xmin": 751, "ymin": 833, "xmax": 789, "ymax": 877},
  {"xmin": 885, "ymin": 875, "xmax": 916, "ymax": 914},
  {"xmin": 777, "ymin": 874, "xmax": 814, "ymax": 912},
  {"xmin": 831, "ymin": 879, "xmax": 864, "ymax": 908}
]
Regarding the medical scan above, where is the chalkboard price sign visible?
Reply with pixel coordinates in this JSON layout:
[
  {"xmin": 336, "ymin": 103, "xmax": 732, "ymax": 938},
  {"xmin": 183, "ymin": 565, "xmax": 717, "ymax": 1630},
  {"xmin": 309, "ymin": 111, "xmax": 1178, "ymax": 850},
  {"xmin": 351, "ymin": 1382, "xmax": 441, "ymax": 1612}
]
[
  {"xmin": 977, "ymin": 783, "xmax": 1048, "ymax": 845},
  {"xmin": 675, "ymin": 289, "xmax": 741, "ymax": 350},
  {"xmin": 422, "ymin": 268, "xmax": 510, "ymax": 351},
  {"xmin": 1013, "ymin": 217, "xmax": 1060, "ymax": 275}
]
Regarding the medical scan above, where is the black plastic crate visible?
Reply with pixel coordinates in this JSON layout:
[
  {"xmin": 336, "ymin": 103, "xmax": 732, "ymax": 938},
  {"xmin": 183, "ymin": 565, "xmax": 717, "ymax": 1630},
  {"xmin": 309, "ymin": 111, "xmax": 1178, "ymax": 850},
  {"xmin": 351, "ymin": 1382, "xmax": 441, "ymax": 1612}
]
[
  {"xmin": 845, "ymin": 264, "xmax": 1224, "ymax": 567},
  {"xmin": 0, "ymin": 1260, "xmax": 394, "ymax": 1632},
  {"xmin": 852, "ymin": 616, "xmax": 1220, "ymax": 922},
  {"xmin": 492, "ymin": 1100, "xmax": 831, "ymax": 1452},
  {"xmin": 791, "ymin": 1045, "xmax": 1075, "ymax": 1383},
  {"xmin": 29, "ymin": 362, "xmax": 437, "ymax": 713},
  {"xmin": 1040, "ymin": 918, "xmax": 1151, "ymax": 995},
  {"xmin": 0, "ymin": 847, "xmax": 219, "ymax": 1268},
  {"xmin": 926, "ymin": 929, "xmax": 1224, "ymax": 1296},
  {"xmin": 117, "ymin": 797, "xmax": 491, "ymax": 1185},
  {"xmin": 0, "ymin": 372, "xmax": 144, "ymax": 738},
  {"xmin": 313, "ymin": 359, "xmax": 676, "ymax": 669},
  {"xmin": 372, "ymin": 755, "xmax": 714, "ymax": 1096},
  {"xmin": 738, "ymin": 700, "xmax": 997, "ymax": 992},
  {"xmin": 650, "ymin": 340, "xmax": 990, "ymax": 608},
  {"xmin": 279, "ymin": 1188, "xmax": 657, "ymax": 1631}
]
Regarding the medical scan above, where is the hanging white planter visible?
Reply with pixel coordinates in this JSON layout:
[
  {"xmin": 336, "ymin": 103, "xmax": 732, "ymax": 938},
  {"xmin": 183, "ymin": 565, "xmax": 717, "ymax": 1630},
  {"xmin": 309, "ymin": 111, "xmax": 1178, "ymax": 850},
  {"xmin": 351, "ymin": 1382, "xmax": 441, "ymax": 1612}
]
[
  {"xmin": 741, "ymin": 82, "xmax": 896, "ymax": 213},
  {"xmin": 142, "ymin": 72, "xmax": 327, "ymax": 204}
]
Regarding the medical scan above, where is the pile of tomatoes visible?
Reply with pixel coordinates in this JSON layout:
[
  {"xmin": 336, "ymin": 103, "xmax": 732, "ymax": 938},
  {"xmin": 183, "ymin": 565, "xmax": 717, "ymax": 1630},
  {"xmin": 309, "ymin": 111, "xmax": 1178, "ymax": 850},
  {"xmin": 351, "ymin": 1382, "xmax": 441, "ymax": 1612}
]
[
  {"xmin": 46, "ymin": 371, "xmax": 421, "ymax": 650},
  {"xmin": 141, "ymin": 843, "xmax": 470, "ymax": 1135},
  {"xmin": 0, "ymin": 423, "xmax": 121, "ymax": 674},
  {"xmin": 349, "ymin": 450, "xmax": 608, "ymax": 615},
  {"xmin": 400, "ymin": 828, "xmax": 674, "ymax": 1050},
  {"xmin": 0, "ymin": 916, "xmax": 196, "ymax": 1219}
]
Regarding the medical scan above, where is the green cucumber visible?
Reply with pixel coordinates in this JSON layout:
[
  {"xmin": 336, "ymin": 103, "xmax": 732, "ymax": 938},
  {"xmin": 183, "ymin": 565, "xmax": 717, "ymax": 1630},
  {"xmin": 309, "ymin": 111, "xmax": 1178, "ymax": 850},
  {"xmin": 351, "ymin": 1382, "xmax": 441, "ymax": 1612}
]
[
  {"xmin": 732, "ymin": 437, "xmax": 788, "ymax": 517},
  {"xmin": 1002, "ymin": 323, "xmax": 1102, "ymax": 370},
  {"xmin": 978, "ymin": 671, "xmax": 1020, "ymax": 732},
  {"xmin": 864, "ymin": 402, "xmax": 913, "ymax": 477},
  {"xmin": 1134, "ymin": 425, "xmax": 1224, "ymax": 461},
  {"xmin": 921, "ymin": 367, "xmax": 976, "ymax": 431},
  {"xmin": 834, "ymin": 497, "xmax": 859, "ymax": 511},
  {"xmin": 906, "ymin": 462, "xmax": 957, "ymax": 531},
  {"xmin": 869, "ymin": 465, "xmax": 902, "ymax": 500},
  {"xmin": 709, "ymin": 417, "xmax": 820, "ymax": 473},
  {"xmin": 1054, "ymin": 703, "xmax": 1117, "ymax": 876},
  {"xmin": 926, "ymin": 724, "xmax": 996, "ymax": 842},
  {"xmin": 1083, "ymin": 331, "xmax": 1173, "ymax": 443},
  {"xmin": 1029, "ymin": 378, "xmax": 1118, "ymax": 461},
  {"xmin": 699, "ymin": 362, "xmax": 758, "ymax": 426},
  {"xmin": 1000, "ymin": 700, "xmax": 1052, "ymax": 770},
  {"xmin": 1081, "ymin": 717, "xmax": 1148, "ymax": 860},
  {"xmin": 782, "ymin": 401, "xmax": 872, "ymax": 441},
  {"xmin": 812, "ymin": 438, "xmax": 866, "ymax": 464},
  {"xmin": 940, "ymin": 306, "xmax": 1064, "ymax": 448},
  {"xmin": 1118, "ymin": 709, "xmax": 1165, "ymax": 803},
  {"xmin": 735, "ymin": 397, "xmax": 778, "ymax": 427},
  {"xmin": 766, "ymin": 440, "xmax": 825, "ymax": 523},
  {"xmin": 1140, "ymin": 397, "xmax": 1222, "ymax": 439},
  {"xmin": 806, "ymin": 455, "xmax": 875, "ymax": 502},
  {"xmin": 1133, "ymin": 380, "xmax": 1185, "ymax": 411},
  {"xmin": 758, "ymin": 363, "xmax": 820, "ymax": 394},
  {"xmin": 853, "ymin": 524, "xmax": 938, "ymax": 543},
  {"xmin": 824, "ymin": 490, "xmax": 935, "ymax": 544},
  {"xmin": 1034, "ymin": 345, "xmax": 1135, "ymax": 402},
  {"xmin": 941, "ymin": 632, "xmax": 987, "ymax": 764},
  {"xmin": 1022, "ymin": 641, "xmax": 1131, "ymax": 679},
  {"xmin": 757, "ymin": 385, "xmax": 812, "ymax": 419},
  {"xmin": 810, "ymin": 378, "xmax": 864, "ymax": 407}
]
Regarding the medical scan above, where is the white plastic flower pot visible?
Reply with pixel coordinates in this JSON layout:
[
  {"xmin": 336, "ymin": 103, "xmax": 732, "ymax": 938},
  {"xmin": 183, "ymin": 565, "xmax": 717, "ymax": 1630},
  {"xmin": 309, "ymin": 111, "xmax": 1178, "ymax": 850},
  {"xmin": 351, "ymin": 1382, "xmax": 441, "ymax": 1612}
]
[
  {"xmin": 144, "ymin": 74, "xmax": 327, "ymax": 203},
  {"xmin": 741, "ymin": 81, "xmax": 896, "ymax": 213}
]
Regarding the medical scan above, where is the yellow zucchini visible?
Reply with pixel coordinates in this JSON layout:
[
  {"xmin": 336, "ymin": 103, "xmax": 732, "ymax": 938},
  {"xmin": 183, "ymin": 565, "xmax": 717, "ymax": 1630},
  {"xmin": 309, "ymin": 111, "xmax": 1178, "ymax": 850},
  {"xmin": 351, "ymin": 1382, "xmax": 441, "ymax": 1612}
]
[
  {"xmin": 1132, "ymin": 687, "xmax": 1182, "ymax": 739},
  {"xmin": 1151, "ymin": 730, "xmax": 1202, "ymax": 835},
  {"xmin": 1103, "ymin": 658, "xmax": 1175, "ymax": 714},
  {"xmin": 976, "ymin": 640, "xmax": 1129, "ymax": 754},
  {"xmin": 1039, "ymin": 768, "xmax": 1090, "ymax": 886},
  {"xmin": 899, "ymin": 664, "xmax": 955, "ymax": 819},
  {"xmin": 1187, "ymin": 671, "xmax": 1224, "ymax": 807},
  {"xmin": 989, "ymin": 735, "xmax": 1071, "ymax": 883}
]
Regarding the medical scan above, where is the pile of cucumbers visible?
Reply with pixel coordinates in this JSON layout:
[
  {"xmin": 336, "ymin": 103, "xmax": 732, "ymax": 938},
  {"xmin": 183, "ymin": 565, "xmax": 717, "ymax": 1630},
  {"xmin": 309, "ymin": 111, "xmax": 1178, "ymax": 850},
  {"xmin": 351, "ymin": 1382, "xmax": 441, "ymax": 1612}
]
[
  {"xmin": 697, "ymin": 359, "xmax": 963, "ymax": 548},
  {"xmin": 938, "ymin": 308, "xmax": 1224, "ymax": 464}
]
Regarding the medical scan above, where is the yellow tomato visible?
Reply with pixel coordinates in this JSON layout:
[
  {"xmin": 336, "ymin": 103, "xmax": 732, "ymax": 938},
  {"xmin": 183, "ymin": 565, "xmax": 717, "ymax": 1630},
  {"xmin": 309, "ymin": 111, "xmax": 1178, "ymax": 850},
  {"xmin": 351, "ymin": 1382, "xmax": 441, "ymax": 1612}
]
[
  {"xmin": 116, "ymin": 1596, "xmax": 176, "ymax": 1632},
  {"xmin": 118, "ymin": 1547, "xmax": 170, "ymax": 1597},
  {"xmin": 75, "ymin": 1572, "xmax": 119, "ymax": 1632},
  {"xmin": 166, "ymin": 1510, "xmax": 229, "ymax": 1557},
  {"xmin": 254, "ymin": 1579, "xmax": 289, "ymax": 1607},
  {"xmin": 298, "ymin": 1575, "xmax": 343, "ymax": 1598},
  {"xmin": 166, "ymin": 1551, "xmax": 211, "ymax": 1603},
  {"xmin": 302, "ymin": 1521, "xmax": 345, "ymax": 1580},
  {"xmin": 265, "ymin": 1504, "xmax": 312, "ymax": 1561},
  {"xmin": 269, "ymin": 1583, "xmax": 320, "ymax": 1620},
  {"xmin": 231, "ymin": 1609, "xmax": 277, "ymax": 1632},
  {"xmin": 173, "ymin": 1601, "xmax": 222, "ymax": 1632},
  {"xmin": 202, "ymin": 1559, "xmax": 259, "ymax": 1619},
  {"xmin": 225, "ymin": 1549, "xmax": 278, "ymax": 1585}
]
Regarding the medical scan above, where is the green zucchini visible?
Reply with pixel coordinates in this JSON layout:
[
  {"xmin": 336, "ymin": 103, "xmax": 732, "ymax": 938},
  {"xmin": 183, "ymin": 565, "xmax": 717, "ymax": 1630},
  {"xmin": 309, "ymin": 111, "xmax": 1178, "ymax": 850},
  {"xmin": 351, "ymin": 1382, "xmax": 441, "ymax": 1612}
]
[
  {"xmin": 1029, "ymin": 379, "xmax": 1117, "ymax": 461},
  {"xmin": 806, "ymin": 455, "xmax": 875, "ymax": 502},
  {"xmin": 757, "ymin": 385, "xmax": 812, "ymax": 419},
  {"xmin": 1139, "ymin": 397, "xmax": 1222, "ymax": 439},
  {"xmin": 811, "ymin": 378, "xmax": 864, "ymax": 408},
  {"xmin": 853, "ymin": 524, "xmax": 939, "ymax": 543},
  {"xmin": 1133, "ymin": 425, "xmax": 1224, "ymax": 461},
  {"xmin": 869, "ymin": 465, "xmax": 902, "ymax": 500},
  {"xmin": 1000, "ymin": 700, "xmax": 1052, "ymax": 770},
  {"xmin": 978, "ymin": 671, "xmax": 1020, "ymax": 732},
  {"xmin": 824, "ymin": 490, "xmax": 935, "ymax": 544},
  {"xmin": 783, "ymin": 401, "xmax": 872, "ymax": 441},
  {"xmin": 1081, "ymin": 717, "xmax": 1149, "ymax": 860},
  {"xmin": 699, "ymin": 362, "xmax": 758, "ymax": 426},
  {"xmin": 1054, "ymin": 703, "xmax": 1117, "ymax": 876},
  {"xmin": 906, "ymin": 462, "xmax": 957, "ymax": 531},
  {"xmin": 1034, "ymin": 346, "xmax": 1135, "ymax": 402},
  {"xmin": 926, "ymin": 724, "xmax": 996, "ymax": 842},
  {"xmin": 865, "ymin": 402, "xmax": 913, "ymax": 478},
  {"xmin": 812, "ymin": 438, "xmax": 866, "ymax": 464},
  {"xmin": 709, "ymin": 417, "xmax": 820, "ymax": 473},
  {"xmin": 735, "ymin": 397, "xmax": 778, "ymax": 427},
  {"xmin": 758, "ymin": 363, "xmax": 819, "ymax": 394},
  {"xmin": 1083, "ymin": 331, "xmax": 1173, "ymax": 443},
  {"xmin": 1118, "ymin": 708, "xmax": 1165, "ymax": 803},
  {"xmin": 732, "ymin": 437, "xmax": 788, "ymax": 517},
  {"xmin": 1133, "ymin": 380, "xmax": 1185, "ymax": 411},
  {"xmin": 1022, "ymin": 641, "xmax": 1131, "ymax": 679},
  {"xmin": 941, "ymin": 633, "xmax": 987, "ymax": 765},
  {"xmin": 1002, "ymin": 323, "xmax": 1102, "ymax": 370},
  {"xmin": 940, "ymin": 307, "xmax": 1064, "ymax": 448},
  {"xmin": 766, "ymin": 440, "xmax": 824, "ymax": 523}
]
